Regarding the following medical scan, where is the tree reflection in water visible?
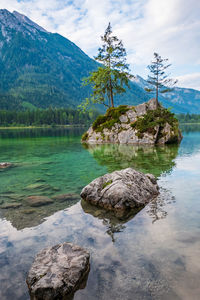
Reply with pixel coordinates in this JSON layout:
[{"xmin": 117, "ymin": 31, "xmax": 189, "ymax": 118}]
[
  {"xmin": 81, "ymin": 185, "xmax": 176, "ymax": 242},
  {"xmin": 83, "ymin": 143, "xmax": 179, "ymax": 178},
  {"xmin": 147, "ymin": 187, "xmax": 176, "ymax": 223},
  {"xmin": 81, "ymin": 199, "xmax": 143, "ymax": 242},
  {"xmin": 81, "ymin": 143, "xmax": 179, "ymax": 240}
]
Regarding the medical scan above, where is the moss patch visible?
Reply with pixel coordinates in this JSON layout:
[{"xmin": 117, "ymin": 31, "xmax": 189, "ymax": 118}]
[
  {"xmin": 131, "ymin": 106, "xmax": 179, "ymax": 138},
  {"xmin": 92, "ymin": 105, "xmax": 131, "ymax": 133},
  {"xmin": 82, "ymin": 132, "xmax": 88, "ymax": 141},
  {"xmin": 102, "ymin": 180, "xmax": 113, "ymax": 189}
]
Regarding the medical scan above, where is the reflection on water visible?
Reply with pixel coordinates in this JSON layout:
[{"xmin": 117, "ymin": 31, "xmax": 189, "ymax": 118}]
[
  {"xmin": 180, "ymin": 123, "xmax": 200, "ymax": 133},
  {"xmin": 0, "ymin": 126, "xmax": 200, "ymax": 300},
  {"xmin": 0, "ymin": 127, "xmax": 85, "ymax": 139},
  {"xmin": 0, "ymin": 194, "xmax": 79, "ymax": 230},
  {"xmin": 81, "ymin": 186, "xmax": 175, "ymax": 242},
  {"xmin": 83, "ymin": 143, "xmax": 179, "ymax": 177},
  {"xmin": 146, "ymin": 187, "xmax": 176, "ymax": 224},
  {"xmin": 81, "ymin": 199, "xmax": 142, "ymax": 242}
]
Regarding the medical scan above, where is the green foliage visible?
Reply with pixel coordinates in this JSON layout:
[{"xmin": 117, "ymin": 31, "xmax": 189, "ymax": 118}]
[
  {"xmin": 145, "ymin": 53, "xmax": 177, "ymax": 105},
  {"xmin": 131, "ymin": 106, "xmax": 178, "ymax": 137},
  {"xmin": 0, "ymin": 28, "xmax": 98, "ymax": 110},
  {"xmin": 176, "ymin": 113, "xmax": 200, "ymax": 124},
  {"xmin": 81, "ymin": 23, "xmax": 132, "ymax": 110},
  {"xmin": 102, "ymin": 180, "xmax": 113, "ymax": 189},
  {"xmin": 0, "ymin": 108, "xmax": 99, "ymax": 127},
  {"xmin": 92, "ymin": 105, "xmax": 130, "ymax": 132},
  {"xmin": 21, "ymin": 101, "xmax": 37, "ymax": 110},
  {"xmin": 81, "ymin": 132, "xmax": 89, "ymax": 141},
  {"xmin": 0, "ymin": 14, "xmax": 152, "ymax": 112}
]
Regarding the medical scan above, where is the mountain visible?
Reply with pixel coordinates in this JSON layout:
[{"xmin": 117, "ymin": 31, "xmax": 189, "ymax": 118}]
[
  {"xmin": 0, "ymin": 9, "xmax": 199, "ymax": 113},
  {"xmin": 133, "ymin": 76, "xmax": 200, "ymax": 114},
  {"xmin": 0, "ymin": 9, "xmax": 149, "ymax": 111}
]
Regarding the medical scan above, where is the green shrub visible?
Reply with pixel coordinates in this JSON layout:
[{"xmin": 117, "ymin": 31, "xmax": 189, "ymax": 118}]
[
  {"xmin": 82, "ymin": 132, "xmax": 88, "ymax": 141},
  {"xmin": 131, "ymin": 107, "xmax": 178, "ymax": 136},
  {"xmin": 92, "ymin": 115, "xmax": 108, "ymax": 130},
  {"xmin": 92, "ymin": 105, "xmax": 132, "ymax": 133}
]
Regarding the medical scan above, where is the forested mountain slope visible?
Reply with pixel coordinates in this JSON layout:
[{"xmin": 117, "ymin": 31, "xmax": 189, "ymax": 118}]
[{"xmin": 0, "ymin": 9, "xmax": 199, "ymax": 113}]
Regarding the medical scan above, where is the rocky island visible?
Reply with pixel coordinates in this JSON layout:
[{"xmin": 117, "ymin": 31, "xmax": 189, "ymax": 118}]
[{"xmin": 82, "ymin": 99, "xmax": 182, "ymax": 144}]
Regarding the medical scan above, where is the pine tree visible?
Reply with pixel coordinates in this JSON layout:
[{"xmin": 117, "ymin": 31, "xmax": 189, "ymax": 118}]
[
  {"xmin": 82, "ymin": 23, "xmax": 132, "ymax": 109},
  {"xmin": 145, "ymin": 53, "xmax": 177, "ymax": 107}
]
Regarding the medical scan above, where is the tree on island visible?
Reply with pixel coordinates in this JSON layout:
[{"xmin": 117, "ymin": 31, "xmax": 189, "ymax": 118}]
[
  {"xmin": 145, "ymin": 52, "xmax": 177, "ymax": 108},
  {"xmin": 81, "ymin": 23, "xmax": 133, "ymax": 110}
]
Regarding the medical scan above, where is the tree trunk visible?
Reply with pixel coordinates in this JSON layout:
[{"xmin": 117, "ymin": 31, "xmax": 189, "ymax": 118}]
[
  {"xmin": 109, "ymin": 77, "xmax": 114, "ymax": 107},
  {"xmin": 156, "ymin": 85, "xmax": 158, "ymax": 108},
  {"xmin": 156, "ymin": 67, "xmax": 159, "ymax": 108}
]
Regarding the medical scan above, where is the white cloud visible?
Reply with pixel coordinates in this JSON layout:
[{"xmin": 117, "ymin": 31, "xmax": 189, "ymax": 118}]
[
  {"xmin": 176, "ymin": 73, "xmax": 200, "ymax": 91},
  {"xmin": 0, "ymin": 0, "xmax": 200, "ymax": 88}
]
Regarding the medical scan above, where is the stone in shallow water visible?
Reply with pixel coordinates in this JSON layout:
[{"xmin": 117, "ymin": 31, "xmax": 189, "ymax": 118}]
[
  {"xmin": 26, "ymin": 242, "xmax": 90, "ymax": 300},
  {"xmin": 0, "ymin": 202, "xmax": 22, "ymax": 209},
  {"xmin": 25, "ymin": 196, "xmax": 53, "ymax": 207},
  {"xmin": 80, "ymin": 168, "xmax": 159, "ymax": 214},
  {"xmin": 0, "ymin": 162, "xmax": 13, "ymax": 169},
  {"xmin": 52, "ymin": 193, "xmax": 79, "ymax": 202},
  {"xmin": 24, "ymin": 183, "xmax": 52, "ymax": 191}
]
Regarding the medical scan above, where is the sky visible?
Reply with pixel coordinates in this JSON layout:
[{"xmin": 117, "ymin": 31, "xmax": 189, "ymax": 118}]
[{"xmin": 1, "ymin": 0, "xmax": 200, "ymax": 90}]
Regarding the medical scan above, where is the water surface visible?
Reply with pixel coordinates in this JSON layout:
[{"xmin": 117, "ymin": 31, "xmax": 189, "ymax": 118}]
[{"xmin": 0, "ymin": 126, "xmax": 200, "ymax": 300}]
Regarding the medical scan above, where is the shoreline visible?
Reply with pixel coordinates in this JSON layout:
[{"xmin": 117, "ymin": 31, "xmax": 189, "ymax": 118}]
[
  {"xmin": 0, "ymin": 123, "xmax": 199, "ymax": 130},
  {"xmin": 179, "ymin": 122, "xmax": 200, "ymax": 125},
  {"xmin": 0, "ymin": 125, "xmax": 87, "ymax": 130}
]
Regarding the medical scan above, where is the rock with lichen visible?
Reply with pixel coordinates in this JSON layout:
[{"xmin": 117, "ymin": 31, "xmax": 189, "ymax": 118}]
[
  {"xmin": 82, "ymin": 98, "xmax": 182, "ymax": 145},
  {"xmin": 80, "ymin": 168, "xmax": 159, "ymax": 215},
  {"xmin": 26, "ymin": 242, "xmax": 90, "ymax": 300}
]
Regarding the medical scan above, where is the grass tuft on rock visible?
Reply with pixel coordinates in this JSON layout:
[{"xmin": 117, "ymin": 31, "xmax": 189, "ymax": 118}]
[
  {"xmin": 131, "ymin": 106, "xmax": 178, "ymax": 135},
  {"xmin": 82, "ymin": 132, "xmax": 89, "ymax": 141},
  {"xmin": 102, "ymin": 180, "xmax": 113, "ymax": 189},
  {"xmin": 92, "ymin": 105, "xmax": 131, "ymax": 133}
]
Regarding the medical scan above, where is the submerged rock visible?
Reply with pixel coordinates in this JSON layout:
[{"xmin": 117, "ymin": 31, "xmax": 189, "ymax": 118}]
[
  {"xmin": 26, "ymin": 242, "xmax": 90, "ymax": 300},
  {"xmin": 25, "ymin": 195, "xmax": 53, "ymax": 207},
  {"xmin": 24, "ymin": 183, "xmax": 52, "ymax": 191},
  {"xmin": 80, "ymin": 168, "xmax": 159, "ymax": 214},
  {"xmin": 0, "ymin": 162, "xmax": 13, "ymax": 169},
  {"xmin": 52, "ymin": 193, "xmax": 79, "ymax": 202},
  {"xmin": 82, "ymin": 98, "xmax": 182, "ymax": 145},
  {"xmin": 0, "ymin": 202, "xmax": 22, "ymax": 209}
]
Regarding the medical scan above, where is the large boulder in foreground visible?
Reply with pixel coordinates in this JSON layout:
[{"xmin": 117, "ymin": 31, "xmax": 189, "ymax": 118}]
[
  {"xmin": 82, "ymin": 98, "xmax": 182, "ymax": 145},
  {"xmin": 80, "ymin": 168, "xmax": 159, "ymax": 214},
  {"xmin": 26, "ymin": 242, "xmax": 90, "ymax": 300}
]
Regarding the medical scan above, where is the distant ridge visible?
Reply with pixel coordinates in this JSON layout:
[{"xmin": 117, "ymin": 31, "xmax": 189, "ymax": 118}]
[
  {"xmin": 0, "ymin": 9, "xmax": 200, "ymax": 113},
  {"xmin": 133, "ymin": 76, "xmax": 200, "ymax": 114}
]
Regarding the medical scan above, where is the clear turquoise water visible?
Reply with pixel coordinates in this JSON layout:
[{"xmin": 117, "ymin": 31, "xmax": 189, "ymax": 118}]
[{"xmin": 0, "ymin": 126, "xmax": 200, "ymax": 300}]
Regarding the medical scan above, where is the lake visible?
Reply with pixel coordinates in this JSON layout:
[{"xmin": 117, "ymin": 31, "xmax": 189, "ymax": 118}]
[{"xmin": 0, "ymin": 125, "xmax": 200, "ymax": 300}]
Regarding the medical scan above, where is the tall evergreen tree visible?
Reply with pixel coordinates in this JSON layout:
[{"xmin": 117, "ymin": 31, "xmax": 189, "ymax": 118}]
[
  {"xmin": 145, "ymin": 53, "xmax": 177, "ymax": 107},
  {"xmin": 82, "ymin": 23, "xmax": 132, "ymax": 109}
]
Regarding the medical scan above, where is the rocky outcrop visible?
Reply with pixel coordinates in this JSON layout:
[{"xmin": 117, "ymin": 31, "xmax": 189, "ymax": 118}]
[
  {"xmin": 26, "ymin": 242, "xmax": 90, "ymax": 300},
  {"xmin": 80, "ymin": 168, "xmax": 159, "ymax": 215},
  {"xmin": 82, "ymin": 98, "xmax": 182, "ymax": 145}
]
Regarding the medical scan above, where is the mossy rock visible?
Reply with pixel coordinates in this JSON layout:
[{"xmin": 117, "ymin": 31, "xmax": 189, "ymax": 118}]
[
  {"xmin": 92, "ymin": 105, "xmax": 131, "ymax": 133},
  {"xmin": 131, "ymin": 105, "xmax": 177, "ymax": 134},
  {"xmin": 81, "ymin": 99, "xmax": 182, "ymax": 145}
]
